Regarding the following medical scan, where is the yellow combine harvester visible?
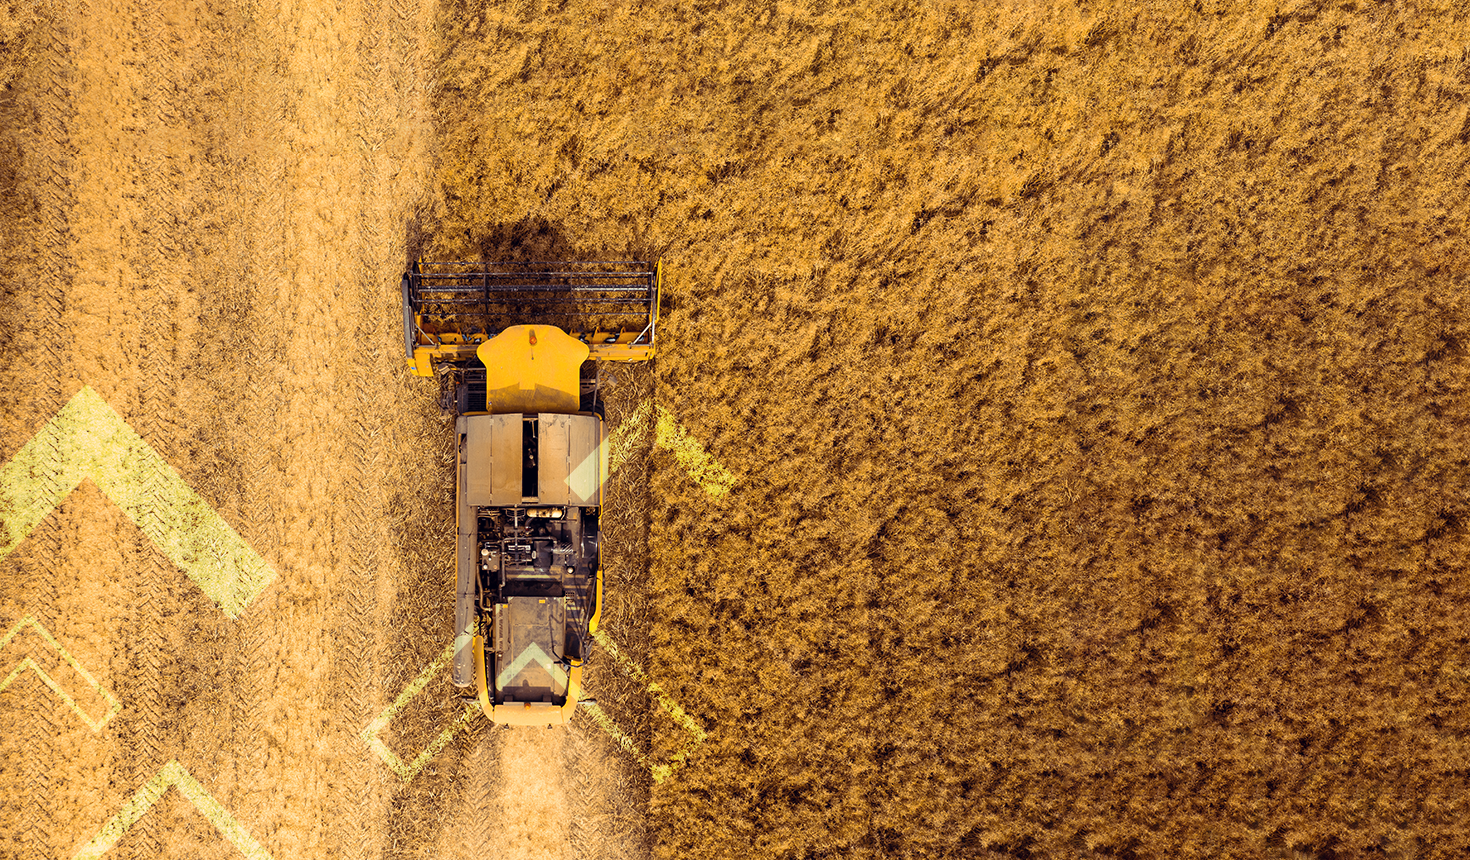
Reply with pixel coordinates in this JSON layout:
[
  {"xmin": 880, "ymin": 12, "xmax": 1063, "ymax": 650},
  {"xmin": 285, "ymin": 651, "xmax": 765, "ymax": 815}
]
[{"xmin": 401, "ymin": 260, "xmax": 659, "ymax": 727}]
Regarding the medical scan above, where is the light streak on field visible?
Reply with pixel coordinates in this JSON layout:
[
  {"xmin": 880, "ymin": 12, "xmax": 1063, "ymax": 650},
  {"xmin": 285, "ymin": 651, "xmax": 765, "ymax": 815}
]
[
  {"xmin": 0, "ymin": 615, "xmax": 120, "ymax": 731},
  {"xmin": 586, "ymin": 627, "xmax": 708, "ymax": 784},
  {"xmin": 606, "ymin": 400, "xmax": 736, "ymax": 498},
  {"xmin": 362, "ymin": 622, "xmax": 480, "ymax": 783},
  {"xmin": 0, "ymin": 386, "xmax": 276, "ymax": 618},
  {"xmin": 72, "ymin": 760, "xmax": 272, "ymax": 860},
  {"xmin": 362, "ymin": 622, "xmax": 709, "ymax": 784}
]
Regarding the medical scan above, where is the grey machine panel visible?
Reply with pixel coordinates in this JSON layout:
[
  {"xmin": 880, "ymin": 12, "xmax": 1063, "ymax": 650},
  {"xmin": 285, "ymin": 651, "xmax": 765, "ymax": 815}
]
[
  {"xmin": 462, "ymin": 413, "xmax": 524, "ymax": 507},
  {"xmin": 537, "ymin": 413, "xmax": 602, "ymax": 506},
  {"xmin": 451, "ymin": 416, "xmax": 480, "ymax": 687}
]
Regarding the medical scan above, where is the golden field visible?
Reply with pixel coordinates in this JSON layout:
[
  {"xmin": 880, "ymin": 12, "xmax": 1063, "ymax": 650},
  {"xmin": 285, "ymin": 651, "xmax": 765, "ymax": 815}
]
[
  {"xmin": 427, "ymin": 0, "xmax": 1469, "ymax": 857},
  {"xmin": 0, "ymin": 0, "xmax": 1465, "ymax": 859}
]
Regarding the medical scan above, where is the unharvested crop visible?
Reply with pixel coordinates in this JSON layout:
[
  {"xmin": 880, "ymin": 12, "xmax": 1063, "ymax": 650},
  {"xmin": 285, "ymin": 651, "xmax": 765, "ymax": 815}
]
[{"xmin": 430, "ymin": 1, "xmax": 1470, "ymax": 857}]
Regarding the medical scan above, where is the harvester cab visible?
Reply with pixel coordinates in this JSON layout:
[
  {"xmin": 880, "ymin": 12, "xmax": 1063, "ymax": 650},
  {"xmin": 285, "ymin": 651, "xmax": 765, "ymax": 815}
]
[{"xmin": 400, "ymin": 260, "xmax": 659, "ymax": 727}]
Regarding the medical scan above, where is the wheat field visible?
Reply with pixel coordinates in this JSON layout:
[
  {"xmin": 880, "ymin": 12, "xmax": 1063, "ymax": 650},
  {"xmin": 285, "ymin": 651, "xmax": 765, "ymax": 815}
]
[{"xmin": 1, "ymin": 0, "xmax": 1466, "ymax": 859}]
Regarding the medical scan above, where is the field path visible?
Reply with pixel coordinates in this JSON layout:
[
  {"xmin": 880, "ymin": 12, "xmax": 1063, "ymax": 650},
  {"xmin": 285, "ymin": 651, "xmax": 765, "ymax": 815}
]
[{"xmin": 0, "ymin": 0, "xmax": 626, "ymax": 857}]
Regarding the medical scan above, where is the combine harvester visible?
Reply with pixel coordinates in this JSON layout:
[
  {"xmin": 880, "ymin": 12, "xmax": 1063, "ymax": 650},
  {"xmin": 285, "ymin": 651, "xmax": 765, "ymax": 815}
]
[{"xmin": 401, "ymin": 260, "xmax": 659, "ymax": 727}]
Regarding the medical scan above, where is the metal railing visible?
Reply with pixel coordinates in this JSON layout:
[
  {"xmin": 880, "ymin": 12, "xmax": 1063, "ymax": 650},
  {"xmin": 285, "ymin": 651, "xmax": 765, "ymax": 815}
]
[{"xmin": 407, "ymin": 260, "xmax": 656, "ymax": 326}]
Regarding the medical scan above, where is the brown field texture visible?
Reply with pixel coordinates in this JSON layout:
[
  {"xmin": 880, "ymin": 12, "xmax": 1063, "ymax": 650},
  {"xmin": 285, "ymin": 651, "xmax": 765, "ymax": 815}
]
[
  {"xmin": 427, "ymin": 1, "xmax": 1470, "ymax": 859},
  {"xmin": 1, "ymin": 0, "xmax": 1467, "ymax": 859}
]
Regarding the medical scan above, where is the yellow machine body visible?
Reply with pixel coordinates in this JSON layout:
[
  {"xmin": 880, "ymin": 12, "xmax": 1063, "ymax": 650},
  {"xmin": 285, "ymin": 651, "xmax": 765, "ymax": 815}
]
[
  {"xmin": 411, "ymin": 260, "xmax": 642, "ymax": 729},
  {"xmin": 475, "ymin": 325, "xmax": 589, "ymax": 415},
  {"xmin": 471, "ymin": 566, "xmax": 602, "ymax": 727},
  {"xmin": 474, "ymin": 634, "xmax": 583, "ymax": 727},
  {"xmin": 409, "ymin": 329, "xmax": 656, "ymax": 377}
]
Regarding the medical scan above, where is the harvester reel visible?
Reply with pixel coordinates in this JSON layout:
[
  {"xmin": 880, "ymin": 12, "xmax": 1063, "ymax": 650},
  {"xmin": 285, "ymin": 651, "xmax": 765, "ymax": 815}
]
[{"xmin": 400, "ymin": 260, "xmax": 660, "ymax": 377}]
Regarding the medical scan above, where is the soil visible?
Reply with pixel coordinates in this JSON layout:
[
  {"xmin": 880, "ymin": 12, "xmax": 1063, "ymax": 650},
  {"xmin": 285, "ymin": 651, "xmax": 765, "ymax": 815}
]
[{"xmin": 3, "ymin": 1, "xmax": 1469, "ymax": 860}]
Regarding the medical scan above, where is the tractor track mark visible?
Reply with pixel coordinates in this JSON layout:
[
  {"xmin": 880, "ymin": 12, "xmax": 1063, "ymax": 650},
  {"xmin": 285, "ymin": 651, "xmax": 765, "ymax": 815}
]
[
  {"xmin": 120, "ymin": 3, "xmax": 188, "ymax": 851},
  {"xmin": 323, "ymin": 0, "xmax": 402, "ymax": 855},
  {"xmin": 19, "ymin": 687, "xmax": 57, "ymax": 860},
  {"xmin": 13, "ymin": 350, "xmax": 65, "ymax": 860},
  {"xmin": 219, "ymin": 0, "xmax": 345, "ymax": 850},
  {"xmin": 19, "ymin": 4, "xmax": 76, "ymax": 416},
  {"xmin": 565, "ymin": 729, "xmax": 610, "ymax": 858},
  {"xmin": 333, "ymin": 430, "xmax": 384, "ymax": 860},
  {"xmin": 460, "ymin": 724, "xmax": 500, "ymax": 859},
  {"xmin": 122, "ymin": 562, "xmax": 168, "ymax": 857},
  {"xmin": 4, "ymin": 5, "xmax": 79, "ymax": 858},
  {"xmin": 122, "ymin": 447, "xmax": 175, "ymax": 858},
  {"xmin": 219, "ymin": 6, "xmax": 288, "ymax": 839},
  {"xmin": 202, "ymin": 0, "xmax": 277, "ymax": 805},
  {"xmin": 32, "ymin": 17, "xmax": 74, "ymax": 352},
  {"xmin": 342, "ymin": 0, "xmax": 442, "ymax": 851},
  {"xmin": 578, "ymin": 366, "xmax": 656, "ymax": 860}
]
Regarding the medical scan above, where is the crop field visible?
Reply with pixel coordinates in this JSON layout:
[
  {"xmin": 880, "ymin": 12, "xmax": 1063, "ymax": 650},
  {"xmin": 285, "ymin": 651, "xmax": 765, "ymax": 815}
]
[
  {"xmin": 2, "ymin": 0, "xmax": 1468, "ymax": 859},
  {"xmin": 429, "ymin": 1, "xmax": 1470, "ymax": 858}
]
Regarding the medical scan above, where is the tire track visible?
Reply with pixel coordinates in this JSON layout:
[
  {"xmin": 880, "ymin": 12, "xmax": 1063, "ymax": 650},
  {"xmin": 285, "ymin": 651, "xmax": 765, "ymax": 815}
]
[
  {"xmin": 563, "ymin": 723, "xmax": 649, "ymax": 860},
  {"xmin": 9, "ymin": 8, "xmax": 76, "ymax": 436},
  {"xmin": 3, "ymin": 4, "xmax": 79, "ymax": 858},
  {"xmin": 331, "ymin": 0, "xmax": 439, "ymax": 855},
  {"xmin": 225, "ymin": 265, "xmax": 280, "ymax": 857},
  {"xmin": 330, "ymin": 396, "xmax": 387, "ymax": 860},
  {"xmin": 323, "ymin": 0, "xmax": 393, "ymax": 856},
  {"xmin": 565, "ymin": 728, "xmax": 612, "ymax": 858},
  {"xmin": 369, "ymin": 0, "xmax": 481, "ymax": 846},
  {"xmin": 19, "ymin": 676, "xmax": 58, "ymax": 860},
  {"xmin": 215, "ymin": 3, "xmax": 290, "ymax": 845},
  {"xmin": 460, "ymin": 723, "xmax": 501, "ymax": 860},
  {"xmin": 208, "ymin": 0, "xmax": 360, "ymax": 850},
  {"xmin": 182, "ymin": 2, "xmax": 277, "ymax": 836},
  {"xmin": 106, "ymin": 0, "xmax": 188, "ymax": 851},
  {"xmin": 573, "ymin": 364, "xmax": 657, "ymax": 860},
  {"xmin": 321, "ymin": 0, "xmax": 434, "ymax": 851},
  {"xmin": 426, "ymin": 720, "xmax": 501, "ymax": 860}
]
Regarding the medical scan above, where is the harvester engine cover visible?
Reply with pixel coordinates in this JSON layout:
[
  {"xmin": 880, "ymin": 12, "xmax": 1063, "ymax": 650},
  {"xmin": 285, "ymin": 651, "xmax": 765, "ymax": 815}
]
[{"xmin": 454, "ymin": 406, "xmax": 605, "ymax": 727}]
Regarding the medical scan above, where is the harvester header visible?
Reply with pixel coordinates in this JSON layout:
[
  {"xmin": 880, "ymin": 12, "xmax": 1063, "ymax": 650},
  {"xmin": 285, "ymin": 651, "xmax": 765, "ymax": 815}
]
[{"xmin": 401, "ymin": 259, "xmax": 660, "ymax": 376}]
